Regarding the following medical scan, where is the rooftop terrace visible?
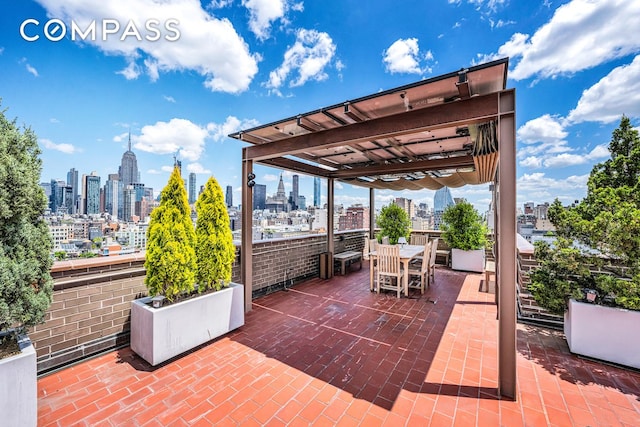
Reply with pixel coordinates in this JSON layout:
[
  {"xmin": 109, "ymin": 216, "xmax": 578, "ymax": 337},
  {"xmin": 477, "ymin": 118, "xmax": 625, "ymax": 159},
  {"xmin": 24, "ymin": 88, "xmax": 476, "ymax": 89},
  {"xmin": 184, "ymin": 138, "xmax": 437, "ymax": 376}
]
[{"xmin": 38, "ymin": 262, "xmax": 640, "ymax": 426}]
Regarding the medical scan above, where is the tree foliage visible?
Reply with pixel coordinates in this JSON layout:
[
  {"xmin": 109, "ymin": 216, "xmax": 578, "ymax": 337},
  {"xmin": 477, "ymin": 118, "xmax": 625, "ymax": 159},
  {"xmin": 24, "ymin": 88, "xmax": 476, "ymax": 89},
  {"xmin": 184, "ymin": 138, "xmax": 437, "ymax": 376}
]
[
  {"xmin": 145, "ymin": 167, "xmax": 196, "ymax": 301},
  {"xmin": 531, "ymin": 116, "xmax": 640, "ymax": 311},
  {"xmin": 195, "ymin": 176, "xmax": 235, "ymax": 291},
  {"xmin": 376, "ymin": 203, "xmax": 411, "ymax": 244},
  {"xmin": 441, "ymin": 201, "xmax": 487, "ymax": 251},
  {"xmin": 0, "ymin": 105, "xmax": 53, "ymax": 337}
]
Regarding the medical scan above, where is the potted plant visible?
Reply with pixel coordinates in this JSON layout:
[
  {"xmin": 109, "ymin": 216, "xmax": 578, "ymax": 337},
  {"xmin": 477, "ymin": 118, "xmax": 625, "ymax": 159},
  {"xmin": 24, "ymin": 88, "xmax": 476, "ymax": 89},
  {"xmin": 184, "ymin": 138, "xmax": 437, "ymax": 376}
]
[
  {"xmin": 376, "ymin": 203, "xmax": 410, "ymax": 244},
  {"xmin": 528, "ymin": 116, "xmax": 640, "ymax": 368},
  {"xmin": 1, "ymin": 107, "xmax": 53, "ymax": 427},
  {"xmin": 131, "ymin": 170, "xmax": 243, "ymax": 366},
  {"xmin": 441, "ymin": 201, "xmax": 487, "ymax": 272}
]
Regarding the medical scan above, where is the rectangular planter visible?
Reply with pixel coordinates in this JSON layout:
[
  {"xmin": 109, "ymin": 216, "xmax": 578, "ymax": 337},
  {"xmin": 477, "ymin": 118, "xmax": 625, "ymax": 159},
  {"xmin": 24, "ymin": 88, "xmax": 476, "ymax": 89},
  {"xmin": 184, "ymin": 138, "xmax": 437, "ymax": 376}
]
[
  {"xmin": 565, "ymin": 299, "xmax": 640, "ymax": 369},
  {"xmin": 451, "ymin": 248, "xmax": 485, "ymax": 273},
  {"xmin": 0, "ymin": 334, "xmax": 37, "ymax": 427},
  {"xmin": 131, "ymin": 282, "xmax": 244, "ymax": 366}
]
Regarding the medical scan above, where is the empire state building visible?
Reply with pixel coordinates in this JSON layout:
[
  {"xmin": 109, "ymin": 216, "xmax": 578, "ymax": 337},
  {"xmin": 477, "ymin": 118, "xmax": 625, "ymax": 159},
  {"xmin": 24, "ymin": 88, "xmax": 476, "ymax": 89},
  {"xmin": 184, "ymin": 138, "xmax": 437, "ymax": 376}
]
[{"xmin": 119, "ymin": 133, "xmax": 139, "ymax": 185}]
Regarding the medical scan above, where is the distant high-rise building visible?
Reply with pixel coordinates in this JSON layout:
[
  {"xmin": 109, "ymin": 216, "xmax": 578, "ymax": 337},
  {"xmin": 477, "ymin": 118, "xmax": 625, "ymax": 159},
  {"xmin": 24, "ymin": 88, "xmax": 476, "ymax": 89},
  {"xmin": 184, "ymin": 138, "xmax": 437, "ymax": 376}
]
[
  {"xmin": 297, "ymin": 195, "xmax": 306, "ymax": 211},
  {"xmin": 118, "ymin": 133, "xmax": 139, "ymax": 186},
  {"xmin": 123, "ymin": 185, "xmax": 136, "ymax": 222},
  {"xmin": 226, "ymin": 185, "xmax": 233, "ymax": 208},
  {"xmin": 67, "ymin": 167, "xmax": 79, "ymax": 214},
  {"xmin": 292, "ymin": 175, "xmax": 299, "ymax": 210},
  {"xmin": 433, "ymin": 187, "xmax": 454, "ymax": 230},
  {"xmin": 188, "ymin": 173, "xmax": 196, "ymax": 204},
  {"xmin": 83, "ymin": 172, "xmax": 101, "ymax": 215},
  {"xmin": 105, "ymin": 173, "xmax": 121, "ymax": 219},
  {"xmin": 265, "ymin": 174, "xmax": 289, "ymax": 212},
  {"xmin": 253, "ymin": 184, "xmax": 266, "ymax": 210},
  {"xmin": 395, "ymin": 197, "xmax": 415, "ymax": 219},
  {"xmin": 314, "ymin": 177, "xmax": 321, "ymax": 207}
]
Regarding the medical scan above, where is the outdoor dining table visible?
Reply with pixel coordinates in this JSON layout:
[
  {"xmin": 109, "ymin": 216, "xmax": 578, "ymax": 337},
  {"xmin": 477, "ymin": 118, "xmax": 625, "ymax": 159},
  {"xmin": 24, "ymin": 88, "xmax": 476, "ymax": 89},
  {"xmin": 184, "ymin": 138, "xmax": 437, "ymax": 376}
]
[{"xmin": 368, "ymin": 244, "xmax": 425, "ymax": 297}]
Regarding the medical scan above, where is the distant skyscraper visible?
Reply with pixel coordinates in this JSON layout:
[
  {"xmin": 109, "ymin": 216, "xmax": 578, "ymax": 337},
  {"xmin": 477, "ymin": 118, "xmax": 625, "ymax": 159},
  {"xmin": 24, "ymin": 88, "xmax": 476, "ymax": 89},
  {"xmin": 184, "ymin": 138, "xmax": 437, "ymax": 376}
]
[
  {"xmin": 314, "ymin": 177, "xmax": 321, "ymax": 207},
  {"xmin": 105, "ymin": 173, "xmax": 121, "ymax": 219},
  {"xmin": 123, "ymin": 185, "xmax": 136, "ymax": 221},
  {"xmin": 188, "ymin": 173, "xmax": 196, "ymax": 204},
  {"xmin": 83, "ymin": 172, "xmax": 101, "ymax": 215},
  {"xmin": 67, "ymin": 167, "xmax": 78, "ymax": 214},
  {"xmin": 253, "ymin": 184, "xmax": 266, "ymax": 210},
  {"xmin": 118, "ymin": 133, "xmax": 139, "ymax": 186},
  {"xmin": 292, "ymin": 175, "xmax": 299, "ymax": 210},
  {"xmin": 226, "ymin": 185, "xmax": 233, "ymax": 208},
  {"xmin": 433, "ymin": 186, "xmax": 454, "ymax": 229}
]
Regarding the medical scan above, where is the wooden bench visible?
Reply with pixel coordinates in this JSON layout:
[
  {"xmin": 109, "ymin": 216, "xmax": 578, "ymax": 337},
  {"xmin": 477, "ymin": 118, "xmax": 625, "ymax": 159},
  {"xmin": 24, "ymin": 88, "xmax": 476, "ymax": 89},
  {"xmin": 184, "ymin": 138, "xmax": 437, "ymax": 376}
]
[
  {"xmin": 334, "ymin": 251, "xmax": 363, "ymax": 275},
  {"xmin": 484, "ymin": 260, "xmax": 495, "ymax": 292}
]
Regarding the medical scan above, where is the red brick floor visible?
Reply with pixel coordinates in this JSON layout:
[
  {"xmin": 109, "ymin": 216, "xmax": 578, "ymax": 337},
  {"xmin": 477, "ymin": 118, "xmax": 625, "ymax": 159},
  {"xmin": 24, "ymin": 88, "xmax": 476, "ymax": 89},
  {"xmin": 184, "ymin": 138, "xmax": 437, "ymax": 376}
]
[{"xmin": 38, "ymin": 264, "xmax": 640, "ymax": 426}]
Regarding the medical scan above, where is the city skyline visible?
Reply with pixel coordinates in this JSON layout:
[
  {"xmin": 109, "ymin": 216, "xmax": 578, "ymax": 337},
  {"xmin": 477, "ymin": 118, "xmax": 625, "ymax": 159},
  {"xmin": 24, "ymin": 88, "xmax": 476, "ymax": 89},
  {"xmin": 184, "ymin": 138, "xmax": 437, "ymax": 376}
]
[{"xmin": 2, "ymin": 1, "xmax": 640, "ymax": 214}]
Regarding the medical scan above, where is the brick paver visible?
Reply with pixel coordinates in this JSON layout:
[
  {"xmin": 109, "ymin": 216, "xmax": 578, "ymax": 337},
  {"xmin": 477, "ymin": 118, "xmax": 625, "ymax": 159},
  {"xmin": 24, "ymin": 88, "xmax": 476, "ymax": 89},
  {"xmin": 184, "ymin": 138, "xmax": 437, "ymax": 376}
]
[{"xmin": 38, "ymin": 263, "xmax": 640, "ymax": 426}]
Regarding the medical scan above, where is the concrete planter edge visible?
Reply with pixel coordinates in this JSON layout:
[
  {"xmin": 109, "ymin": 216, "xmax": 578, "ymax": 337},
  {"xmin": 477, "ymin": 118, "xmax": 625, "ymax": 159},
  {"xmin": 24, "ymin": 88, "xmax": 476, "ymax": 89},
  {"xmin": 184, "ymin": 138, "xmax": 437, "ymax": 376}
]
[{"xmin": 131, "ymin": 282, "xmax": 245, "ymax": 366}]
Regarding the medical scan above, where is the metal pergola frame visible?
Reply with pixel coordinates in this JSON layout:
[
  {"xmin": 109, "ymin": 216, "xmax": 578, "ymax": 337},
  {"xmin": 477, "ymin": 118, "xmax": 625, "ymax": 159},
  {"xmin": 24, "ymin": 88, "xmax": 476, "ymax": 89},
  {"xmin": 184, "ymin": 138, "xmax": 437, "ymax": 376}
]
[{"xmin": 230, "ymin": 58, "xmax": 517, "ymax": 399}]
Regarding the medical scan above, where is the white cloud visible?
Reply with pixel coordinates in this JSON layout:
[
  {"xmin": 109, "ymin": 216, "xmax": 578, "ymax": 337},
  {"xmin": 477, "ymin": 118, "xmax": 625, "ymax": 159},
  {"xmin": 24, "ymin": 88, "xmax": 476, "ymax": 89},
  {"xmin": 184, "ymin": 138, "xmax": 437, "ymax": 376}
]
[
  {"xmin": 518, "ymin": 172, "xmax": 589, "ymax": 205},
  {"xmin": 50, "ymin": 118, "xmax": 60, "ymax": 123},
  {"xmin": 263, "ymin": 174, "xmax": 278, "ymax": 182},
  {"xmin": 207, "ymin": 116, "xmax": 260, "ymax": 141},
  {"xmin": 567, "ymin": 55, "xmax": 640, "ymax": 124},
  {"xmin": 161, "ymin": 165, "xmax": 174, "ymax": 173},
  {"xmin": 242, "ymin": 0, "xmax": 293, "ymax": 41},
  {"xmin": 516, "ymin": 114, "xmax": 612, "ymax": 169},
  {"xmin": 26, "ymin": 63, "xmax": 38, "ymax": 77},
  {"xmin": 147, "ymin": 169, "xmax": 163, "ymax": 175},
  {"xmin": 266, "ymin": 29, "xmax": 336, "ymax": 95},
  {"xmin": 208, "ymin": 0, "xmax": 233, "ymax": 8},
  {"xmin": 163, "ymin": 95, "xmax": 176, "ymax": 103},
  {"xmin": 489, "ymin": 0, "xmax": 640, "ymax": 81},
  {"xmin": 40, "ymin": 138, "xmax": 78, "ymax": 154},
  {"xmin": 517, "ymin": 114, "xmax": 568, "ymax": 145},
  {"xmin": 383, "ymin": 38, "xmax": 434, "ymax": 75},
  {"xmin": 134, "ymin": 118, "xmax": 209, "ymax": 161},
  {"xmin": 35, "ymin": 0, "xmax": 259, "ymax": 93},
  {"xmin": 186, "ymin": 162, "xmax": 212, "ymax": 174}
]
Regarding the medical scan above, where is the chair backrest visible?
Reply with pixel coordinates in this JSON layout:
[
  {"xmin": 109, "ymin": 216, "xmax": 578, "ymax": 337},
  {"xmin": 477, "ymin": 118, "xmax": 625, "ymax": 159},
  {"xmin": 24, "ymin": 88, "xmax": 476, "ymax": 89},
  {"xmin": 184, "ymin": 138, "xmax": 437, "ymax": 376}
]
[
  {"xmin": 421, "ymin": 241, "xmax": 432, "ymax": 273},
  {"xmin": 411, "ymin": 233, "xmax": 428, "ymax": 246},
  {"xmin": 377, "ymin": 244, "xmax": 400, "ymax": 275},
  {"xmin": 429, "ymin": 238, "xmax": 439, "ymax": 268},
  {"xmin": 381, "ymin": 236, "xmax": 390, "ymax": 245}
]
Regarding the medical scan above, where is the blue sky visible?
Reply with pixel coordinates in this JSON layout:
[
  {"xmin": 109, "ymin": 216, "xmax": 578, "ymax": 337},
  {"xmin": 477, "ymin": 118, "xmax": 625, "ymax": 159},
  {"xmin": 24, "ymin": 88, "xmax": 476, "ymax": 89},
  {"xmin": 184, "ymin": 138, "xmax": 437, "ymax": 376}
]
[{"xmin": 1, "ymin": 0, "xmax": 639, "ymax": 214}]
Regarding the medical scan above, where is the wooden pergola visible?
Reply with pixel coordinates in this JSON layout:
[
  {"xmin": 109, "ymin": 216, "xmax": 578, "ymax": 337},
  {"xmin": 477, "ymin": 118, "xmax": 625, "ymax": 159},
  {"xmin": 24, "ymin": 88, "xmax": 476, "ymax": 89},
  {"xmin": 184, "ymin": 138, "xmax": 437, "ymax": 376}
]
[{"xmin": 229, "ymin": 57, "xmax": 517, "ymax": 398}]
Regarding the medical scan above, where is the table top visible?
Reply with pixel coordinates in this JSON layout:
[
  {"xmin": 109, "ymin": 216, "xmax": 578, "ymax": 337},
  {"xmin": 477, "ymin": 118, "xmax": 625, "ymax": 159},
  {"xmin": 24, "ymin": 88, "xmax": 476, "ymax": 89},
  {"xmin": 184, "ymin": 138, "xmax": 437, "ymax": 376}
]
[{"xmin": 370, "ymin": 244, "xmax": 424, "ymax": 260}]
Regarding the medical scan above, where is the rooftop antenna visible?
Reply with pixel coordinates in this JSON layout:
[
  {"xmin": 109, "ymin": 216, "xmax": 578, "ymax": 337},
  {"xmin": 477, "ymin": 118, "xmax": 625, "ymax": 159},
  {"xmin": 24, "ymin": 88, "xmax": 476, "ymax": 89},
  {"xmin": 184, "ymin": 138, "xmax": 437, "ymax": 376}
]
[{"xmin": 128, "ymin": 129, "xmax": 132, "ymax": 152}]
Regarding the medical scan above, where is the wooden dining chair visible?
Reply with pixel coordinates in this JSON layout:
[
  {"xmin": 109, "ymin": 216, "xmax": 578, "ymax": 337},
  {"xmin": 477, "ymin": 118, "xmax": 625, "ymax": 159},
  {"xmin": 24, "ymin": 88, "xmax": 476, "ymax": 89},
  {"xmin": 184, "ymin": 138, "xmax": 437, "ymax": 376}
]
[
  {"xmin": 408, "ymin": 240, "xmax": 432, "ymax": 294},
  {"xmin": 410, "ymin": 233, "xmax": 428, "ymax": 246},
  {"xmin": 376, "ymin": 244, "xmax": 403, "ymax": 298},
  {"xmin": 428, "ymin": 238, "xmax": 439, "ymax": 285}
]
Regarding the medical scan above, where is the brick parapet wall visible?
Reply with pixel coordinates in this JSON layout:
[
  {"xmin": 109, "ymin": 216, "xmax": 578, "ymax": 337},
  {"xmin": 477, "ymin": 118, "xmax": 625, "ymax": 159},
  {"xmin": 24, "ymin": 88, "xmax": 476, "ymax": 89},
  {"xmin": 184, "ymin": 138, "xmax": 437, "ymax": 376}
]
[{"xmin": 32, "ymin": 230, "xmax": 366, "ymax": 373}]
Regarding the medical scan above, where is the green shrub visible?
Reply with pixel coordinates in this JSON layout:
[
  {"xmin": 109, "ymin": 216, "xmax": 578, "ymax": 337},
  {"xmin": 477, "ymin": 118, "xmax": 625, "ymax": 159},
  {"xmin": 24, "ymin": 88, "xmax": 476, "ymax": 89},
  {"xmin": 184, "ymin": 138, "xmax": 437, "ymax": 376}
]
[
  {"xmin": 145, "ymin": 166, "xmax": 196, "ymax": 301},
  {"xmin": 0, "ymin": 106, "xmax": 53, "ymax": 339},
  {"xmin": 376, "ymin": 203, "xmax": 410, "ymax": 244},
  {"xmin": 441, "ymin": 201, "xmax": 487, "ymax": 251},
  {"xmin": 195, "ymin": 177, "xmax": 235, "ymax": 291}
]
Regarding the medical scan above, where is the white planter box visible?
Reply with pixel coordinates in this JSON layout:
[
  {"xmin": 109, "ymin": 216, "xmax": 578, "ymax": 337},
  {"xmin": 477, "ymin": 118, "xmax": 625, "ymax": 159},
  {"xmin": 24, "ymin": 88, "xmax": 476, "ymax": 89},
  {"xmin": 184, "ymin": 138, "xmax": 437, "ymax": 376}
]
[
  {"xmin": 0, "ymin": 334, "xmax": 37, "ymax": 427},
  {"xmin": 565, "ymin": 299, "xmax": 640, "ymax": 369},
  {"xmin": 131, "ymin": 282, "xmax": 244, "ymax": 366},
  {"xmin": 451, "ymin": 248, "xmax": 485, "ymax": 273}
]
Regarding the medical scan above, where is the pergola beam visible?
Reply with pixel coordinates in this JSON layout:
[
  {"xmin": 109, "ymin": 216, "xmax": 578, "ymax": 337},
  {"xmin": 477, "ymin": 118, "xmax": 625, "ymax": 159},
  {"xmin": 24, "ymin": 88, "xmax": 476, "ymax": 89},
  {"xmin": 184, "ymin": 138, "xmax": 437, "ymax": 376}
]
[
  {"xmin": 328, "ymin": 156, "xmax": 475, "ymax": 179},
  {"xmin": 244, "ymin": 91, "xmax": 504, "ymax": 162}
]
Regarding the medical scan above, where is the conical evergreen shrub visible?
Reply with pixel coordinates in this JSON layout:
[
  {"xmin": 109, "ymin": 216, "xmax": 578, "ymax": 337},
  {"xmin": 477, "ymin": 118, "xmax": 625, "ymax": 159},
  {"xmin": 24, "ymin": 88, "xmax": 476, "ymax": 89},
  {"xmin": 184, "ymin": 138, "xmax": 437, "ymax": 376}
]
[
  {"xmin": 0, "ymin": 107, "xmax": 53, "ymax": 340},
  {"xmin": 145, "ymin": 166, "xmax": 196, "ymax": 301},
  {"xmin": 195, "ymin": 177, "xmax": 235, "ymax": 291}
]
